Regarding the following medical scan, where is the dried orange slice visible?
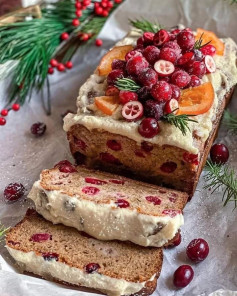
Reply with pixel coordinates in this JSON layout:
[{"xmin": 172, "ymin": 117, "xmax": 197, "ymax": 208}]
[
  {"xmin": 178, "ymin": 82, "xmax": 215, "ymax": 115},
  {"xmin": 94, "ymin": 96, "xmax": 119, "ymax": 116},
  {"xmin": 97, "ymin": 45, "xmax": 133, "ymax": 76},
  {"xmin": 196, "ymin": 28, "xmax": 224, "ymax": 56}
]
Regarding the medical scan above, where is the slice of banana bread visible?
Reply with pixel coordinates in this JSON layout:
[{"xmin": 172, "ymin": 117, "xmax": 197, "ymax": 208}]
[
  {"xmin": 28, "ymin": 162, "xmax": 188, "ymax": 247},
  {"xmin": 6, "ymin": 209, "xmax": 163, "ymax": 296}
]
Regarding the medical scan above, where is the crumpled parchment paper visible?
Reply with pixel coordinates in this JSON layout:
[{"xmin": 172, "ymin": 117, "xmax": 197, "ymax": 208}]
[{"xmin": 0, "ymin": 0, "xmax": 237, "ymax": 295}]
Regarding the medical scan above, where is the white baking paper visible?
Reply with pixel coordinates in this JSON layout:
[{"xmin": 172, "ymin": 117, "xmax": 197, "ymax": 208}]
[{"xmin": 0, "ymin": 0, "xmax": 237, "ymax": 295}]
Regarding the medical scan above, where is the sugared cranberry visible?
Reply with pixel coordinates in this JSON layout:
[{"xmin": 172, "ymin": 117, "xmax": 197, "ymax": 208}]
[
  {"xmin": 119, "ymin": 90, "xmax": 138, "ymax": 105},
  {"xmin": 30, "ymin": 233, "xmax": 52, "ymax": 242},
  {"xmin": 137, "ymin": 86, "xmax": 152, "ymax": 102},
  {"xmin": 177, "ymin": 52, "xmax": 194, "ymax": 66},
  {"xmin": 144, "ymin": 100, "xmax": 164, "ymax": 120},
  {"xmin": 112, "ymin": 59, "xmax": 126, "ymax": 71},
  {"xmin": 109, "ymin": 179, "xmax": 125, "ymax": 185},
  {"xmin": 151, "ymin": 81, "xmax": 172, "ymax": 102},
  {"xmin": 164, "ymin": 99, "xmax": 179, "ymax": 114},
  {"xmin": 163, "ymin": 41, "xmax": 182, "ymax": 57},
  {"xmin": 126, "ymin": 56, "xmax": 149, "ymax": 76},
  {"xmin": 183, "ymin": 152, "xmax": 199, "ymax": 165},
  {"xmin": 170, "ymin": 84, "xmax": 181, "ymax": 101},
  {"xmin": 82, "ymin": 186, "xmax": 100, "ymax": 195},
  {"xmin": 143, "ymin": 46, "xmax": 160, "ymax": 65},
  {"xmin": 136, "ymin": 36, "xmax": 144, "ymax": 47},
  {"xmin": 170, "ymin": 28, "xmax": 181, "ymax": 36},
  {"xmin": 171, "ymin": 70, "xmax": 191, "ymax": 88},
  {"xmin": 200, "ymin": 44, "xmax": 216, "ymax": 56},
  {"xmin": 115, "ymin": 199, "xmax": 130, "ymax": 208},
  {"xmin": 85, "ymin": 263, "xmax": 100, "ymax": 273},
  {"xmin": 177, "ymin": 31, "xmax": 195, "ymax": 50},
  {"xmin": 159, "ymin": 76, "xmax": 171, "ymax": 83},
  {"xmin": 210, "ymin": 143, "xmax": 229, "ymax": 164},
  {"xmin": 4, "ymin": 183, "xmax": 25, "ymax": 202},
  {"xmin": 107, "ymin": 69, "xmax": 124, "ymax": 85},
  {"xmin": 173, "ymin": 265, "xmax": 194, "ymax": 288},
  {"xmin": 42, "ymin": 252, "xmax": 59, "ymax": 261},
  {"xmin": 145, "ymin": 196, "xmax": 162, "ymax": 205},
  {"xmin": 160, "ymin": 161, "xmax": 177, "ymax": 173},
  {"xmin": 100, "ymin": 152, "xmax": 121, "ymax": 165},
  {"xmin": 107, "ymin": 139, "xmax": 122, "ymax": 151},
  {"xmin": 166, "ymin": 232, "xmax": 181, "ymax": 248},
  {"xmin": 143, "ymin": 32, "xmax": 155, "ymax": 45},
  {"xmin": 85, "ymin": 177, "xmax": 107, "ymax": 185},
  {"xmin": 193, "ymin": 49, "xmax": 203, "ymax": 61},
  {"xmin": 141, "ymin": 141, "xmax": 154, "ymax": 152},
  {"xmin": 125, "ymin": 50, "xmax": 142, "ymax": 62},
  {"xmin": 159, "ymin": 47, "xmax": 177, "ymax": 63},
  {"xmin": 154, "ymin": 60, "xmax": 175, "ymax": 77},
  {"xmin": 162, "ymin": 209, "xmax": 180, "ymax": 218},
  {"xmin": 138, "ymin": 68, "xmax": 158, "ymax": 87},
  {"xmin": 138, "ymin": 118, "xmax": 160, "ymax": 138},
  {"xmin": 186, "ymin": 238, "xmax": 209, "ymax": 263},
  {"xmin": 187, "ymin": 61, "xmax": 206, "ymax": 78},
  {"xmin": 31, "ymin": 122, "xmax": 46, "ymax": 136},
  {"xmin": 154, "ymin": 29, "xmax": 170, "ymax": 46},
  {"xmin": 189, "ymin": 75, "xmax": 201, "ymax": 87}
]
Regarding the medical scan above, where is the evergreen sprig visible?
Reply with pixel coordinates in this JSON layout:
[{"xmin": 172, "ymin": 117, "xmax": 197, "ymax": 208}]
[
  {"xmin": 223, "ymin": 110, "xmax": 237, "ymax": 133},
  {"xmin": 129, "ymin": 18, "xmax": 162, "ymax": 33},
  {"xmin": 162, "ymin": 110, "xmax": 198, "ymax": 136},
  {"xmin": 115, "ymin": 78, "xmax": 141, "ymax": 92},
  {"xmin": 194, "ymin": 32, "xmax": 212, "ymax": 50},
  {"xmin": 204, "ymin": 160, "xmax": 237, "ymax": 209},
  {"xmin": 0, "ymin": 223, "xmax": 9, "ymax": 242}
]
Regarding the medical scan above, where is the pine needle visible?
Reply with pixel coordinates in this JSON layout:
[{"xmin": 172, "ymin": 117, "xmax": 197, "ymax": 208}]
[
  {"xmin": 129, "ymin": 18, "xmax": 162, "ymax": 33},
  {"xmin": 223, "ymin": 110, "xmax": 237, "ymax": 133},
  {"xmin": 115, "ymin": 78, "xmax": 141, "ymax": 92},
  {"xmin": 204, "ymin": 160, "xmax": 237, "ymax": 209}
]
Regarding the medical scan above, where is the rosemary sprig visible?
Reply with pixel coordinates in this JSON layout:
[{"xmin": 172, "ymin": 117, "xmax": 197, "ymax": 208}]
[
  {"xmin": 223, "ymin": 110, "xmax": 237, "ymax": 133},
  {"xmin": 129, "ymin": 18, "xmax": 162, "ymax": 33},
  {"xmin": 115, "ymin": 78, "xmax": 141, "ymax": 92},
  {"xmin": 0, "ymin": 223, "xmax": 9, "ymax": 242},
  {"xmin": 204, "ymin": 160, "xmax": 237, "ymax": 209},
  {"xmin": 194, "ymin": 32, "xmax": 212, "ymax": 50},
  {"xmin": 162, "ymin": 110, "xmax": 198, "ymax": 136}
]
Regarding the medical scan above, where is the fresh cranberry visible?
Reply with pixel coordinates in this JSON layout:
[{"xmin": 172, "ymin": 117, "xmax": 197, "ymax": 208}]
[
  {"xmin": 170, "ymin": 84, "xmax": 181, "ymax": 100},
  {"xmin": 162, "ymin": 41, "xmax": 182, "ymax": 57},
  {"xmin": 4, "ymin": 183, "xmax": 25, "ymax": 202},
  {"xmin": 82, "ymin": 186, "xmax": 100, "ymax": 195},
  {"xmin": 125, "ymin": 50, "xmax": 142, "ymax": 62},
  {"xmin": 138, "ymin": 118, "xmax": 160, "ymax": 138},
  {"xmin": 154, "ymin": 29, "xmax": 170, "ymax": 46},
  {"xmin": 159, "ymin": 47, "xmax": 177, "ymax": 63},
  {"xmin": 42, "ymin": 252, "xmax": 59, "ymax": 261},
  {"xmin": 166, "ymin": 232, "xmax": 181, "ymax": 248},
  {"xmin": 177, "ymin": 30, "xmax": 195, "ymax": 50},
  {"xmin": 151, "ymin": 81, "xmax": 172, "ymax": 102},
  {"xmin": 126, "ymin": 56, "xmax": 149, "ymax": 76},
  {"xmin": 204, "ymin": 55, "xmax": 216, "ymax": 73},
  {"xmin": 74, "ymin": 137, "xmax": 87, "ymax": 151},
  {"xmin": 187, "ymin": 61, "xmax": 206, "ymax": 78},
  {"xmin": 193, "ymin": 49, "xmax": 203, "ymax": 61},
  {"xmin": 138, "ymin": 68, "xmax": 158, "ymax": 87},
  {"xmin": 31, "ymin": 122, "xmax": 46, "ymax": 136},
  {"xmin": 170, "ymin": 28, "xmax": 181, "ymax": 36},
  {"xmin": 164, "ymin": 99, "xmax": 179, "ymax": 114},
  {"xmin": 109, "ymin": 179, "xmax": 125, "ymax": 185},
  {"xmin": 200, "ymin": 44, "xmax": 216, "ymax": 56},
  {"xmin": 107, "ymin": 140, "xmax": 122, "ymax": 151},
  {"xmin": 189, "ymin": 75, "xmax": 201, "ymax": 87},
  {"xmin": 119, "ymin": 90, "xmax": 138, "ymax": 104},
  {"xmin": 137, "ymin": 86, "xmax": 152, "ymax": 102},
  {"xmin": 85, "ymin": 263, "xmax": 100, "ymax": 273},
  {"xmin": 210, "ymin": 143, "xmax": 229, "ymax": 164},
  {"xmin": 159, "ymin": 76, "xmax": 171, "ymax": 83},
  {"xmin": 122, "ymin": 101, "xmax": 143, "ymax": 121},
  {"xmin": 160, "ymin": 161, "xmax": 177, "ymax": 173},
  {"xmin": 141, "ymin": 141, "xmax": 154, "ymax": 152},
  {"xmin": 186, "ymin": 238, "xmax": 209, "ymax": 263},
  {"xmin": 162, "ymin": 209, "xmax": 180, "ymax": 218},
  {"xmin": 145, "ymin": 196, "xmax": 162, "ymax": 205},
  {"xmin": 30, "ymin": 233, "xmax": 52, "ymax": 242},
  {"xmin": 136, "ymin": 36, "xmax": 145, "ymax": 47},
  {"xmin": 85, "ymin": 177, "xmax": 107, "ymax": 185},
  {"xmin": 143, "ymin": 46, "xmax": 160, "ymax": 65},
  {"xmin": 171, "ymin": 70, "xmax": 191, "ymax": 88},
  {"xmin": 144, "ymin": 100, "xmax": 163, "ymax": 120},
  {"xmin": 143, "ymin": 32, "xmax": 155, "ymax": 45},
  {"xmin": 112, "ymin": 59, "xmax": 126, "ymax": 71},
  {"xmin": 106, "ymin": 85, "xmax": 119, "ymax": 96},
  {"xmin": 115, "ymin": 199, "xmax": 130, "ymax": 208},
  {"xmin": 154, "ymin": 60, "xmax": 175, "ymax": 77},
  {"xmin": 183, "ymin": 152, "xmax": 199, "ymax": 165},
  {"xmin": 100, "ymin": 152, "xmax": 121, "ymax": 165},
  {"xmin": 107, "ymin": 69, "xmax": 124, "ymax": 85},
  {"xmin": 177, "ymin": 52, "xmax": 194, "ymax": 66},
  {"xmin": 173, "ymin": 265, "xmax": 194, "ymax": 288}
]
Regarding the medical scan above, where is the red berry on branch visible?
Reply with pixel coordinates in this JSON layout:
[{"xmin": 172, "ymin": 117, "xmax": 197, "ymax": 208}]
[
  {"xmin": 0, "ymin": 117, "xmax": 6, "ymax": 125},
  {"xmin": 12, "ymin": 103, "xmax": 20, "ymax": 111},
  {"xmin": 82, "ymin": 33, "xmax": 90, "ymax": 41},
  {"xmin": 1, "ymin": 109, "xmax": 8, "ymax": 116},
  {"xmin": 95, "ymin": 39, "xmax": 103, "ymax": 46},
  {"xmin": 48, "ymin": 67, "xmax": 54, "ymax": 75},
  {"xmin": 81, "ymin": 5, "xmax": 87, "ymax": 9},
  {"xmin": 83, "ymin": 0, "xmax": 91, "ymax": 5},
  {"xmin": 57, "ymin": 63, "xmax": 66, "ymax": 72},
  {"xmin": 114, "ymin": 0, "xmax": 122, "ymax": 3},
  {"xmin": 102, "ymin": 10, "xmax": 109, "ymax": 17},
  {"xmin": 95, "ymin": 7, "xmax": 103, "ymax": 15},
  {"xmin": 61, "ymin": 32, "xmax": 69, "ymax": 40},
  {"xmin": 75, "ymin": 9, "xmax": 82, "ymax": 17},
  {"xmin": 50, "ymin": 59, "xmax": 58, "ymax": 67},
  {"xmin": 72, "ymin": 18, "xmax": 80, "ymax": 26},
  {"xmin": 107, "ymin": 1, "xmax": 113, "ymax": 8},
  {"xmin": 65, "ymin": 61, "xmax": 73, "ymax": 69},
  {"xmin": 75, "ymin": 2, "xmax": 82, "ymax": 9}
]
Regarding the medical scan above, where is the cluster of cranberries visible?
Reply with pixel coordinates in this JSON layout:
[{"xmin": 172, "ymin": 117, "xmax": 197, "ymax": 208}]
[
  {"xmin": 107, "ymin": 27, "xmax": 217, "ymax": 138},
  {"xmin": 0, "ymin": 103, "xmax": 20, "ymax": 126},
  {"xmin": 94, "ymin": 0, "xmax": 114, "ymax": 17}
]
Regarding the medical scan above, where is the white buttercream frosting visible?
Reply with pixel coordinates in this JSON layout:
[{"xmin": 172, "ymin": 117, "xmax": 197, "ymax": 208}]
[{"xmin": 28, "ymin": 181, "xmax": 184, "ymax": 247}]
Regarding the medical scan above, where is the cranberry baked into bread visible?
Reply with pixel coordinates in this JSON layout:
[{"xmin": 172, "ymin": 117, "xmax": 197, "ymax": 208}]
[
  {"xmin": 64, "ymin": 26, "xmax": 237, "ymax": 196},
  {"xmin": 6, "ymin": 209, "xmax": 163, "ymax": 296},
  {"xmin": 28, "ymin": 161, "xmax": 188, "ymax": 247}
]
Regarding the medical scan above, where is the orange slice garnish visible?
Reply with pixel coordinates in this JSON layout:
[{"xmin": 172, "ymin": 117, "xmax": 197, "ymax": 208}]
[
  {"xmin": 178, "ymin": 82, "xmax": 215, "ymax": 115},
  {"xmin": 94, "ymin": 96, "xmax": 119, "ymax": 116},
  {"xmin": 196, "ymin": 28, "xmax": 224, "ymax": 56},
  {"xmin": 97, "ymin": 45, "xmax": 133, "ymax": 76}
]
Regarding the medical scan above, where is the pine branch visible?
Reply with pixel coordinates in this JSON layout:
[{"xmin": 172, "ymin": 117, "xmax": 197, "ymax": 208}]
[
  {"xmin": 194, "ymin": 32, "xmax": 212, "ymax": 49},
  {"xmin": 204, "ymin": 160, "xmax": 237, "ymax": 209},
  {"xmin": 115, "ymin": 78, "xmax": 141, "ymax": 92},
  {"xmin": 129, "ymin": 18, "xmax": 162, "ymax": 33},
  {"xmin": 162, "ymin": 110, "xmax": 198, "ymax": 136},
  {"xmin": 223, "ymin": 110, "xmax": 237, "ymax": 133},
  {"xmin": 0, "ymin": 223, "xmax": 9, "ymax": 242}
]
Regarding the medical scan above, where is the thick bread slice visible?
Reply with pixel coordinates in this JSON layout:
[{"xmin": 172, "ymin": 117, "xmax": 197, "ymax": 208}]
[
  {"xmin": 28, "ymin": 165, "xmax": 188, "ymax": 247},
  {"xmin": 6, "ymin": 209, "xmax": 163, "ymax": 296}
]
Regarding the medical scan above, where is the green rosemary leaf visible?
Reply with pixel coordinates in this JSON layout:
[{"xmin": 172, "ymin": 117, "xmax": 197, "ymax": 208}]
[
  {"xmin": 129, "ymin": 18, "xmax": 162, "ymax": 33},
  {"xmin": 0, "ymin": 223, "xmax": 9, "ymax": 242},
  {"xmin": 223, "ymin": 110, "xmax": 237, "ymax": 133},
  {"xmin": 115, "ymin": 78, "xmax": 141, "ymax": 92},
  {"xmin": 204, "ymin": 160, "xmax": 237, "ymax": 209},
  {"xmin": 194, "ymin": 32, "xmax": 212, "ymax": 50},
  {"xmin": 162, "ymin": 111, "xmax": 198, "ymax": 136}
]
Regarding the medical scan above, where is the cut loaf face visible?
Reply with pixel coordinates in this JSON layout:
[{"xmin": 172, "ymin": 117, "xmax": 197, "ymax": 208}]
[
  {"xmin": 28, "ymin": 164, "xmax": 188, "ymax": 247},
  {"xmin": 6, "ymin": 209, "xmax": 163, "ymax": 296}
]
